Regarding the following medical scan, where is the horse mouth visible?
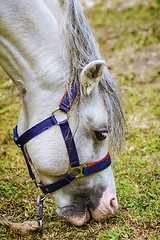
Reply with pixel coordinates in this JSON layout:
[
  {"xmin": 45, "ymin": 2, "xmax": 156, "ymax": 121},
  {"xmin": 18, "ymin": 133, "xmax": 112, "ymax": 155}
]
[
  {"xmin": 56, "ymin": 206, "xmax": 91, "ymax": 226},
  {"xmin": 66, "ymin": 208, "xmax": 91, "ymax": 226},
  {"xmin": 56, "ymin": 196, "xmax": 118, "ymax": 226}
]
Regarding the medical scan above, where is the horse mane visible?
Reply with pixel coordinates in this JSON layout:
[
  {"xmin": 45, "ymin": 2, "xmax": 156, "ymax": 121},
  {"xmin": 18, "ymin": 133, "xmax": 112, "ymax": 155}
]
[{"xmin": 60, "ymin": 0, "xmax": 126, "ymax": 152}]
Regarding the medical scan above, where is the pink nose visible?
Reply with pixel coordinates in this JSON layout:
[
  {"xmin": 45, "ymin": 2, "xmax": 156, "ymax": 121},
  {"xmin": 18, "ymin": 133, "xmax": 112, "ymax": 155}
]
[
  {"xmin": 90, "ymin": 191, "xmax": 118, "ymax": 222},
  {"xmin": 66, "ymin": 191, "xmax": 118, "ymax": 226}
]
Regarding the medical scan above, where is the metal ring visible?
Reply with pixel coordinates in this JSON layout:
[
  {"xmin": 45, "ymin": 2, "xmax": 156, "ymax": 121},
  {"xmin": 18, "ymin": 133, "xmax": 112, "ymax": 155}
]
[
  {"xmin": 68, "ymin": 163, "xmax": 85, "ymax": 178},
  {"xmin": 52, "ymin": 108, "xmax": 69, "ymax": 123}
]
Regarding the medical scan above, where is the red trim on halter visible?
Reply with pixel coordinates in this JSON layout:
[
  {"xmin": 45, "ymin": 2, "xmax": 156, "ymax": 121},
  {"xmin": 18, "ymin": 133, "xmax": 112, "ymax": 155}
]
[
  {"xmin": 87, "ymin": 152, "xmax": 110, "ymax": 168},
  {"xmin": 59, "ymin": 90, "xmax": 68, "ymax": 107},
  {"xmin": 59, "ymin": 89, "xmax": 77, "ymax": 111}
]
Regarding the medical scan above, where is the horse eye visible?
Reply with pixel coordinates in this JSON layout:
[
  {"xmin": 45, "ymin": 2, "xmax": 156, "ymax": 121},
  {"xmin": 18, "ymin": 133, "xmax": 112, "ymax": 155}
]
[{"xmin": 94, "ymin": 131, "xmax": 108, "ymax": 141}]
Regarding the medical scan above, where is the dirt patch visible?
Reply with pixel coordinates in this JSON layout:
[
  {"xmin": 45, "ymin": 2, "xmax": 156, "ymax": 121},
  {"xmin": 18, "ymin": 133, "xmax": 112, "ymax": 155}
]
[{"xmin": 104, "ymin": 44, "xmax": 160, "ymax": 85}]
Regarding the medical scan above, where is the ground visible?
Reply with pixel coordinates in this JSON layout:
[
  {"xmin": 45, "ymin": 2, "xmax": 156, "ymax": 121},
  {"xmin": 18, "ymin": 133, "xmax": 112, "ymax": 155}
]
[{"xmin": 0, "ymin": 0, "xmax": 160, "ymax": 239}]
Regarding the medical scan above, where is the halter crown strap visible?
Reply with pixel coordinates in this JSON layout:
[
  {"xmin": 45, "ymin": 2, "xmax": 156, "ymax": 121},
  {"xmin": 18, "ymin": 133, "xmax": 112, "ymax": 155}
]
[
  {"xmin": 13, "ymin": 82, "xmax": 111, "ymax": 195},
  {"xmin": 59, "ymin": 82, "xmax": 77, "ymax": 112}
]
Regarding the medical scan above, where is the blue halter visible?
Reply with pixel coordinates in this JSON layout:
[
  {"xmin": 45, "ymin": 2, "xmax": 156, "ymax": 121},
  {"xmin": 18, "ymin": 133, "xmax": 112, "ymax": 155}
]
[{"xmin": 13, "ymin": 82, "xmax": 111, "ymax": 195}]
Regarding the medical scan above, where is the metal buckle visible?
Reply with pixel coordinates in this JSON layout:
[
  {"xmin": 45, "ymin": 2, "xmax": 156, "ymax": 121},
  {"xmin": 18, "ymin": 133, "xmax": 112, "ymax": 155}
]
[
  {"xmin": 52, "ymin": 108, "xmax": 69, "ymax": 124},
  {"xmin": 68, "ymin": 163, "xmax": 85, "ymax": 178}
]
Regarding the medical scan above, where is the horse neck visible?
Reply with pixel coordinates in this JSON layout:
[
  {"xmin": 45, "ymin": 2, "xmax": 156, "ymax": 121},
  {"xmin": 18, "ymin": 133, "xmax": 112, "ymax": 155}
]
[{"xmin": 0, "ymin": 0, "xmax": 70, "ymax": 97}]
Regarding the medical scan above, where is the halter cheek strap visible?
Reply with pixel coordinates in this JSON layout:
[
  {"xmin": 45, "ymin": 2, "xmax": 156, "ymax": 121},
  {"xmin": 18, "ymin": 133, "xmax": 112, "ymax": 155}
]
[{"xmin": 13, "ymin": 82, "xmax": 111, "ymax": 195}]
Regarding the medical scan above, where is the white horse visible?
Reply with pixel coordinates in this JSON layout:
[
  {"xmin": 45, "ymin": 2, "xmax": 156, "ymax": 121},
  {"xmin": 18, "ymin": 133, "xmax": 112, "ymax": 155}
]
[{"xmin": 0, "ymin": 0, "xmax": 126, "ymax": 226}]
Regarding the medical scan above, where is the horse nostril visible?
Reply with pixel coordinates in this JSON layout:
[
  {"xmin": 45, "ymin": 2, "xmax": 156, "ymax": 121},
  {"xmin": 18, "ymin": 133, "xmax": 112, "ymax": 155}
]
[{"xmin": 110, "ymin": 198, "xmax": 118, "ymax": 210}]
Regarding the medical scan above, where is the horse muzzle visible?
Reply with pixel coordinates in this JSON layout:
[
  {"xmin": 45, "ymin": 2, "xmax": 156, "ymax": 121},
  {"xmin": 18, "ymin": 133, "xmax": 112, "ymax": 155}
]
[{"xmin": 57, "ymin": 186, "xmax": 118, "ymax": 226}]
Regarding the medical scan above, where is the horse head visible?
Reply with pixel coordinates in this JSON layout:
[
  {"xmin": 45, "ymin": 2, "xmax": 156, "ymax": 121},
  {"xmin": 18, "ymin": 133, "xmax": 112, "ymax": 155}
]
[{"xmin": 0, "ymin": 0, "xmax": 126, "ymax": 226}]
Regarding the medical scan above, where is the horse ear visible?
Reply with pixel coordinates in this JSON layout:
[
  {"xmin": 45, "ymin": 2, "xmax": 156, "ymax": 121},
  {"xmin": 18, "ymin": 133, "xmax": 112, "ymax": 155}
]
[{"xmin": 80, "ymin": 60, "xmax": 105, "ymax": 96}]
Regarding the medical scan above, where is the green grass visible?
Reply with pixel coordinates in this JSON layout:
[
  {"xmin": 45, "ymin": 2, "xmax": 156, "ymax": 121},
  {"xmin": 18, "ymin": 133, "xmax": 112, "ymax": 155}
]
[{"xmin": 0, "ymin": 0, "xmax": 160, "ymax": 239}]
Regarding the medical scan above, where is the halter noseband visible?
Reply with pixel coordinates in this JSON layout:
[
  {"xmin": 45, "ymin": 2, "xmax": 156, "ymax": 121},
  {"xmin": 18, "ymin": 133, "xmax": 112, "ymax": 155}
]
[{"xmin": 13, "ymin": 82, "xmax": 111, "ymax": 195}]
